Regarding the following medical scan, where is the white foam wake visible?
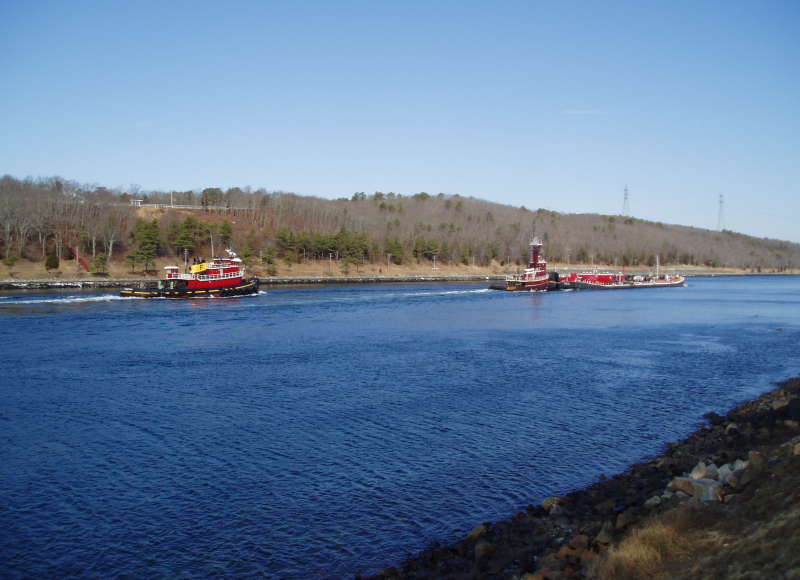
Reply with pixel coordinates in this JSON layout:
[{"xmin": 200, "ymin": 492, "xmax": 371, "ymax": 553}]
[
  {"xmin": 0, "ymin": 294, "xmax": 134, "ymax": 305},
  {"xmin": 399, "ymin": 287, "xmax": 492, "ymax": 298}
]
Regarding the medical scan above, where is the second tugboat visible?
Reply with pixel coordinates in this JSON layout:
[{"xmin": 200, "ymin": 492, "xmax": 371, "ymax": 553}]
[
  {"xmin": 120, "ymin": 249, "xmax": 259, "ymax": 298},
  {"xmin": 494, "ymin": 237, "xmax": 550, "ymax": 291}
]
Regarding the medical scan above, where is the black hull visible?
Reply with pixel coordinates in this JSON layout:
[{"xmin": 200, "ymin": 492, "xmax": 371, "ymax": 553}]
[
  {"xmin": 120, "ymin": 278, "xmax": 260, "ymax": 298},
  {"xmin": 573, "ymin": 280, "xmax": 685, "ymax": 290},
  {"xmin": 488, "ymin": 283, "xmax": 549, "ymax": 292},
  {"xmin": 490, "ymin": 279, "xmax": 568, "ymax": 292}
]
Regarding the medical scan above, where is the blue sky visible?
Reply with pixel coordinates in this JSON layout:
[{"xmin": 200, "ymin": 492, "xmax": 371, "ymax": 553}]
[{"xmin": 2, "ymin": 1, "xmax": 798, "ymax": 241}]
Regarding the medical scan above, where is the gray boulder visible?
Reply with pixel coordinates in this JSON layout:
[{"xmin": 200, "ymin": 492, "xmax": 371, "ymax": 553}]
[
  {"xmin": 644, "ymin": 495, "xmax": 662, "ymax": 509},
  {"xmin": 717, "ymin": 463, "xmax": 734, "ymax": 484},
  {"xmin": 667, "ymin": 476, "xmax": 723, "ymax": 502},
  {"xmin": 689, "ymin": 461, "xmax": 719, "ymax": 480}
]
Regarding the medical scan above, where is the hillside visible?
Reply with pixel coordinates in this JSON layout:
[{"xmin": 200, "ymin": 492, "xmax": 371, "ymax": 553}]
[{"xmin": 1, "ymin": 175, "xmax": 798, "ymax": 278}]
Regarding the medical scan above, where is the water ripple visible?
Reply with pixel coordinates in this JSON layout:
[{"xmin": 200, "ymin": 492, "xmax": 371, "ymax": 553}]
[{"xmin": 1, "ymin": 278, "xmax": 800, "ymax": 578}]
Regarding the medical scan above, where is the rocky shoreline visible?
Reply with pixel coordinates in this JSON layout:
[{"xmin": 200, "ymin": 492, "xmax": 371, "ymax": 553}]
[{"xmin": 362, "ymin": 378, "xmax": 800, "ymax": 579}]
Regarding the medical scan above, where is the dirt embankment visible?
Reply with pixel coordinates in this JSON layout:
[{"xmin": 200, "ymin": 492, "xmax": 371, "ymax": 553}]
[{"xmin": 363, "ymin": 378, "xmax": 800, "ymax": 579}]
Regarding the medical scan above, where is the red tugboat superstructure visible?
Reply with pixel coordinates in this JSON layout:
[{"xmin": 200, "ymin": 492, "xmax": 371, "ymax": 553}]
[
  {"xmin": 500, "ymin": 237, "xmax": 549, "ymax": 291},
  {"xmin": 120, "ymin": 249, "xmax": 259, "ymax": 298}
]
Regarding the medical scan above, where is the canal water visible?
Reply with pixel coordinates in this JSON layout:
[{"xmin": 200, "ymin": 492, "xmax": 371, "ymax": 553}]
[{"xmin": 2, "ymin": 276, "xmax": 799, "ymax": 578}]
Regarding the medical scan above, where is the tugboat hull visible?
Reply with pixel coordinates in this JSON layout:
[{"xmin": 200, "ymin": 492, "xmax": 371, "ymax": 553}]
[
  {"xmin": 121, "ymin": 277, "xmax": 260, "ymax": 298},
  {"xmin": 490, "ymin": 278, "xmax": 549, "ymax": 291}
]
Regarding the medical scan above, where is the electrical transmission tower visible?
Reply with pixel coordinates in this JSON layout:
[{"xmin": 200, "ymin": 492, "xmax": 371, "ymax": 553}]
[
  {"xmin": 717, "ymin": 194, "xmax": 725, "ymax": 231},
  {"xmin": 622, "ymin": 186, "xmax": 630, "ymax": 216}
]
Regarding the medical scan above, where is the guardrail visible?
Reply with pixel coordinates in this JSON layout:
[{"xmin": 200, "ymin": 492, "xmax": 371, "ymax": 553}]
[{"xmin": 131, "ymin": 203, "xmax": 252, "ymax": 210}]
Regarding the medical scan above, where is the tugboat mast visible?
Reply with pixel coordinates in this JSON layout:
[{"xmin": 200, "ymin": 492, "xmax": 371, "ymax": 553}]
[{"xmin": 529, "ymin": 237, "xmax": 543, "ymax": 268}]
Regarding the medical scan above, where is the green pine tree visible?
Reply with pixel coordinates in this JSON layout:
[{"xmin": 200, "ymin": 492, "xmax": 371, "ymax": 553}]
[{"xmin": 45, "ymin": 249, "xmax": 60, "ymax": 271}]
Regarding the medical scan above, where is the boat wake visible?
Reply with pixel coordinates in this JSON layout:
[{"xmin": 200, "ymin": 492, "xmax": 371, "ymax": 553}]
[
  {"xmin": 1, "ymin": 286, "xmax": 483, "ymax": 309},
  {"xmin": 332, "ymin": 287, "xmax": 492, "ymax": 304},
  {"xmin": 400, "ymin": 288, "xmax": 491, "ymax": 298},
  {"xmin": 269, "ymin": 286, "xmax": 493, "ymax": 309},
  {"xmin": 0, "ymin": 294, "xmax": 132, "ymax": 306}
]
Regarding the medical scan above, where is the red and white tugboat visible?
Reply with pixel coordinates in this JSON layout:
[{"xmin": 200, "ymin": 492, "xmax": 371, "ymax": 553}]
[
  {"xmin": 120, "ymin": 249, "xmax": 259, "ymax": 298},
  {"xmin": 495, "ymin": 237, "xmax": 549, "ymax": 291}
]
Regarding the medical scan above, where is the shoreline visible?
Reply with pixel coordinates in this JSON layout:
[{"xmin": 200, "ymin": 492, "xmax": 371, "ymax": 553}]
[
  {"xmin": 1, "ymin": 271, "xmax": 797, "ymax": 291},
  {"xmin": 362, "ymin": 378, "xmax": 800, "ymax": 579},
  {"xmin": 0, "ymin": 275, "xmax": 504, "ymax": 291}
]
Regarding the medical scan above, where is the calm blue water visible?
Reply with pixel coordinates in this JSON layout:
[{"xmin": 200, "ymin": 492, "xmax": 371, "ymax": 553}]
[{"xmin": 1, "ymin": 276, "xmax": 799, "ymax": 578}]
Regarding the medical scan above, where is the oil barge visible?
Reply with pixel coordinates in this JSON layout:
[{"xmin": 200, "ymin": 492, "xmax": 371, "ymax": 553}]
[
  {"xmin": 120, "ymin": 250, "xmax": 259, "ymax": 298},
  {"xmin": 562, "ymin": 271, "xmax": 685, "ymax": 289}
]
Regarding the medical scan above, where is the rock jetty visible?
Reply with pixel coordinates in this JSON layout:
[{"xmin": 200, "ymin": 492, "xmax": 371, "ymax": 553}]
[{"xmin": 362, "ymin": 378, "xmax": 800, "ymax": 579}]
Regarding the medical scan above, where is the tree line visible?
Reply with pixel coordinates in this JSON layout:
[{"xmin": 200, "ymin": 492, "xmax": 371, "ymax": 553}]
[{"xmin": 1, "ymin": 175, "xmax": 798, "ymax": 273}]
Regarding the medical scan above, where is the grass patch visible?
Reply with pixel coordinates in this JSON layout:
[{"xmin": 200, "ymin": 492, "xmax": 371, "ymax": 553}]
[
  {"xmin": 591, "ymin": 454, "xmax": 800, "ymax": 580},
  {"xmin": 590, "ymin": 504, "xmax": 723, "ymax": 580}
]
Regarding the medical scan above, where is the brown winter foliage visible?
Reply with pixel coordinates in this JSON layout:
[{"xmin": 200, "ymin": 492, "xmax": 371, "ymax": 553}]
[{"xmin": 1, "ymin": 175, "xmax": 798, "ymax": 272}]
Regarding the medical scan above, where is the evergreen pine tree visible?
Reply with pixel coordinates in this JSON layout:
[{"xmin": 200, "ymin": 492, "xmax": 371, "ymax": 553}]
[{"xmin": 45, "ymin": 249, "xmax": 60, "ymax": 271}]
